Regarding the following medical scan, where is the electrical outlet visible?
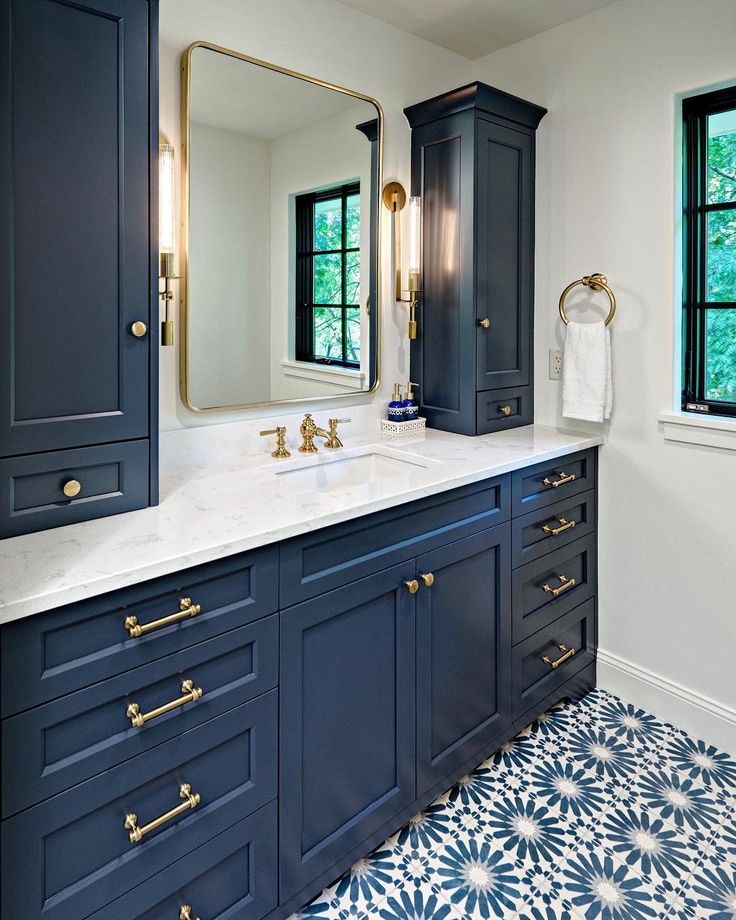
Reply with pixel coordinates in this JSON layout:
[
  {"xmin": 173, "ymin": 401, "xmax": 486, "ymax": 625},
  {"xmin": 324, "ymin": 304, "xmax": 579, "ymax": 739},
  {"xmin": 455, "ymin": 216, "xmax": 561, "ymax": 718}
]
[{"xmin": 549, "ymin": 348, "xmax": 563, "ymax": 380}]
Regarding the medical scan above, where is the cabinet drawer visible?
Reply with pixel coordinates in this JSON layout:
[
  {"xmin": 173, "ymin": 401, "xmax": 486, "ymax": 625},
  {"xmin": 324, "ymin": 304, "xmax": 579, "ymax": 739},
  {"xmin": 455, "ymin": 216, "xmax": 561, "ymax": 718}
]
[
  {"xmin": 87, "ymin": 803, "xmax": 277, "ymax": 920},
  {"xmin": 512, "ymin": 534, "xmax": 596, "ymax": 643},
  {"xmin": 513, "ymin": 598, "xmax": 596, "ymax": 717},
  {"xmin": 512, "ymin": 489, "xmax": 596, "ymax": 568},
  {"xmin": 0, "ymin": 440, "xmax": 149, "ymax": 538},
  {"xmin": 3, "ymin": 615, "xmax": 278, "ymax": 817},
  {"xmin": 511, "ymin": 448, "xmax": 596, "ymax": 516},
  {"xmin": 280, "ymin": 476, "xmax": 509, "ymax": 606},
  {"xmin": 1, "ymin": 546, "xmax": 278, "ymax": 716},
  {"xmin": 1, "ymin": 692, "xmax": 278, "ymax": 920},
  {"xmin": 476, "ymin": 387, "xmax": 532, "ymax": 434}
]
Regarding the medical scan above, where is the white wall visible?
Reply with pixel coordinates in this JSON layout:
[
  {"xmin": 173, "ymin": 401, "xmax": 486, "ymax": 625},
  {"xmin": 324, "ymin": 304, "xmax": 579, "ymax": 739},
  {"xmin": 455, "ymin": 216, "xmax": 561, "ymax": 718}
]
[
  {"xmin": 188, "ymin": 123, "xmax": 271, "ymax": 407},
  {"xmin": 472, "ymin": 0, "xmax": 736, "ymax": 750},
  {"xmin": 159, "ymin": 0, "xmax": 469, "ymax": 427}
]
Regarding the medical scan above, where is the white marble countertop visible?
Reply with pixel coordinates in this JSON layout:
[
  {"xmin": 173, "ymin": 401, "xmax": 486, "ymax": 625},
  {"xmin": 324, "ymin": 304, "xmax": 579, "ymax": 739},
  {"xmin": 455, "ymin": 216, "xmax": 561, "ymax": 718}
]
[{"xmin": 0, "ymin": 424, "xmax": 602, "ymax": 624}]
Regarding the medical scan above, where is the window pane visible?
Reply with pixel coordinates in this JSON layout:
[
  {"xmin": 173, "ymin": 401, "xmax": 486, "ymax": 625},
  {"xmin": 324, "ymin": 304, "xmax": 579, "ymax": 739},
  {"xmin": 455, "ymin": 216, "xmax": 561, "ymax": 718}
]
[
  {"xmin": 346, "ymin": 193, "xmax": 360, "ymax": 248},
  {"xmin": 705, "ymin": 308, "xmax": 736, "ymax": 401},
  {"xmin": 313, "ymin": 307, "xmax": 343, "ymax": 360},
  {"xmin": 313, "ymin": 197, "xmax": 342, "ymax": 251},
  {"xmin": 707, "ymin": 110, "xmax": 736, "ymax": 204},
  {"xmin": 345, "ymin": 251, "xmax": 360, "ymax": 305},
  {"xmin": 313, "ymin": 253, "xmax": 342, "ymax": 305},
  {"xmin": 345, "ymin": 307, "xmax": 360, "ymax": 363},
  {"xmin": 707, "ymin": 210, "xmax": 736, "ymax": 302}
]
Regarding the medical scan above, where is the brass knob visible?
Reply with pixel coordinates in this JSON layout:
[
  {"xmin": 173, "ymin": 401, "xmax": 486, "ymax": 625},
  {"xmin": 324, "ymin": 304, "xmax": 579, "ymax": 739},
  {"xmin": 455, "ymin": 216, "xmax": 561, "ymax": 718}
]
[
  {"xmin": 131, "ymin": 321, "xmax": 148, "ymax": 338},
  {"xmin": 63, "ymin": 479, "xmax": 81, "ymax": 498},
  {"xmin": 478, "ymin": 318, "xmax": 490, "ymax": 329},
  {"xmin": 405, "ymin": 579, "xmax": 419, "ymax": 595},
  {"xmin": 180, "ymin": 907, "xmax": 199, "ymax": 920},
  {"xmin": 499, "ymin": 405, "xmax": 512, "ymax": 416},
  {"xmin": 420, "ymin": 572, "xmax": 434, "ymax": 587}
]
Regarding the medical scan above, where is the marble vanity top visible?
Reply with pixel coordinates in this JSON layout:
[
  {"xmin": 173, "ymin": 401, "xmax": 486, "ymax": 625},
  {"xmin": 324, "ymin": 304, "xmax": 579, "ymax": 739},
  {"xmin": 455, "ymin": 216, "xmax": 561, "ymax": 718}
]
[{"xmin": 0, "ymin": 424, "xmax": 602, "ymax": 624}]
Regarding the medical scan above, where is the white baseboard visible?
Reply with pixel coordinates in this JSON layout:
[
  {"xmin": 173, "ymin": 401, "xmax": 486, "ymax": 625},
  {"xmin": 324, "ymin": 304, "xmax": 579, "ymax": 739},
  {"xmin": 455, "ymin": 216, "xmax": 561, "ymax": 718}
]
[{"xmin": 596, "ymin": 648, "xmax": 736, "ymax": 756}]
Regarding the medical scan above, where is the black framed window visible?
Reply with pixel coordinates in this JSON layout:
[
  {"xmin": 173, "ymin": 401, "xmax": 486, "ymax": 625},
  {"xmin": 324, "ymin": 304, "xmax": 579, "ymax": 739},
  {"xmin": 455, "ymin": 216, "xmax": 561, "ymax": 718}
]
[
  {"xmin": 295, "ymin": 182, "xmax": 360, "ymax": 368},
  {"xmin": 682, "ymin": 86, "xmax": 736, "ymax": 415}
]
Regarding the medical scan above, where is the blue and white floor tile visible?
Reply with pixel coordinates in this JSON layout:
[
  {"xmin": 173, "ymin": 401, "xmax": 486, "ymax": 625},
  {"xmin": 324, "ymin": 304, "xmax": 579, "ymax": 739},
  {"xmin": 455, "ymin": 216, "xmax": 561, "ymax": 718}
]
[{"xmin": 290, "ymin": 690, "xmax": 736, "ymax": 919}]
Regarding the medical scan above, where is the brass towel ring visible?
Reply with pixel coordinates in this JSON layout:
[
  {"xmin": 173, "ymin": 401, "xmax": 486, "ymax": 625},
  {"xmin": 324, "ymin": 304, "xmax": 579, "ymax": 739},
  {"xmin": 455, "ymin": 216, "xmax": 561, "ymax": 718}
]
[{"xmin": 559, "ymin": 273, "xmax": 616, "ymax": 326}]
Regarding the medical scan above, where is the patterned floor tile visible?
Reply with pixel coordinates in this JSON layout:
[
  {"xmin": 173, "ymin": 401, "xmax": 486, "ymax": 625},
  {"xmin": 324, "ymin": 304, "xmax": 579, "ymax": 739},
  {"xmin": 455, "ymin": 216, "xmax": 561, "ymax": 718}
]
[{"xmin": 297, "ymin": 690, "xmax": 735, "ymax": 920}]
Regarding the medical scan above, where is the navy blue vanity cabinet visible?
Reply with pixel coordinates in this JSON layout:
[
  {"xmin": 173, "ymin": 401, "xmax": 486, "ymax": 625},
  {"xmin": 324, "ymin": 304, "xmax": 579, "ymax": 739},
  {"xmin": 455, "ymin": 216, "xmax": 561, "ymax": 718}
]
[
  {"xmin": 0, "ymin": 0, "xmax": 159, "ymax": 537},
  {"xmin": 405, "ymin": 83, "xmax": 546, "ymax": 435}
]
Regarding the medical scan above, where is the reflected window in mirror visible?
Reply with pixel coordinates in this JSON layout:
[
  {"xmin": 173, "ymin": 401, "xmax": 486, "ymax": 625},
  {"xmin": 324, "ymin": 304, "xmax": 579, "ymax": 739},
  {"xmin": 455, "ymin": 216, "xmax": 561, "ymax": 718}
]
[{"xmin": 295, "ymin": 182, "xmax": 361, "ymax": 369}]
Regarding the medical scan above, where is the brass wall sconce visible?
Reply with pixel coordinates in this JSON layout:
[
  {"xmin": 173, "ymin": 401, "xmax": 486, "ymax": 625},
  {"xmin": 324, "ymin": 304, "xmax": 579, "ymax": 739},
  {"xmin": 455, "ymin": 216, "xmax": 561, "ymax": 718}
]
[
  {"xmin": 382, "ymin": 181, "xmax": 421, "ymax": 339},
  {"xmin": 159, "ymin": 134, "xmax": 178, "ymax": 347}
]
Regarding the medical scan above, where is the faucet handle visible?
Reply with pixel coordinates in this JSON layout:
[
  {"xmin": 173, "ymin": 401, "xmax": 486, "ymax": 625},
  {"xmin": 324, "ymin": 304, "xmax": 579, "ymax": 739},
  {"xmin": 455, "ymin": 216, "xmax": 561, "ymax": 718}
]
[
  {"xmin": 329, "ymin": 417, "xmax": 351, "ymax": 428},
  {"xmin": 260, "ymin": 426, "xmax": 290, "ymax": 459}
]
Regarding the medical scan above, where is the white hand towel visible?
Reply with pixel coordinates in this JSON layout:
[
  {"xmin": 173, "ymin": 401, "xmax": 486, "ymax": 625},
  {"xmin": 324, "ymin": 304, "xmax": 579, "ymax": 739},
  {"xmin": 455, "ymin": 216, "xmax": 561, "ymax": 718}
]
[{"xmin": 561, "ymin": 321, "xmax": 612, "ymax": 423}]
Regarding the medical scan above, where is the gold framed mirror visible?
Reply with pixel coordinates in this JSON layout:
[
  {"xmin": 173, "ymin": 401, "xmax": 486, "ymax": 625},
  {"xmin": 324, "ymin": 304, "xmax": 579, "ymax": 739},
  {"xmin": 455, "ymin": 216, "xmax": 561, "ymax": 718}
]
[{"xmin": 180, "ymin": 41, "xmax": 383, "ymax": 412}]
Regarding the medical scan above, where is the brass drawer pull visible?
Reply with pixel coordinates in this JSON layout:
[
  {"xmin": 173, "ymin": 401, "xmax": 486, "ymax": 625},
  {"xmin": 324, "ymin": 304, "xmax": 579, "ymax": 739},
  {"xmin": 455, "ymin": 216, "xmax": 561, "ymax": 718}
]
[
  {"xmin": 541, "ymin": 517, "xmax": 577, "ymax": 537},
  {"xmin": 478, "ymin": 317, "xmax": 490, "ymax": 329},
  {"xmin": 124, "ymin": 783, "xmax": 201, "ymax": 844},
  {"xmin": 405, "ymin": 579, "xmax": 420, "ymax": 595},
  {"xmin": 420, "ymin": 572, "xmax": 434, "ymax": 587},
  {"xmin": 179, "ymin": 907, "xmax": 200, "ymax": 920},
  {"xmin": 499, "ymin": 404, "xmax": 512, "ymax": 416},
  {"xmin": 542, "ymin": 574, "xmax": 576, "ymax": 597},
  {"xmin": 126, "ymin": 679, "xmax": 204, "ymax": 728},
  {"xmin": 541, "ymin": 643, "xmax": 577, "ymax": 669},
  {"xmin": 124, "ymin": 597, "xmax": 201, "ymax": 638},
  {"xmin": 542, "ymin": 471, "xmax": 577, "ymax": 489},
  {"xmin": 62, "ymin": 479, "xmax": 82, "ymax": 498}
]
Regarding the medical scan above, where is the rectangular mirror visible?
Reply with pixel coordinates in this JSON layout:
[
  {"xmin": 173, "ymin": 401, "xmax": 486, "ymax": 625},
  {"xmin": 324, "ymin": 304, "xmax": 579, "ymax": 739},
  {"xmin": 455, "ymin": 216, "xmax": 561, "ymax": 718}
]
[{"xmin": 181, "ymin": 42, "xmax": 382, "ymax": 411}]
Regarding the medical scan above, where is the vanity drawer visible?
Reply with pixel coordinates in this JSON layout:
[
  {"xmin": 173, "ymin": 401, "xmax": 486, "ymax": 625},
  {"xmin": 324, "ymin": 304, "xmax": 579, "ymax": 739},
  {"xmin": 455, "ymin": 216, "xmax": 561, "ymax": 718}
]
[
  {"xmin": 280, "ymin": 475, "xmax": 510, "ymax": 606},
  {"xmin": 512, "ymin": 489, "xmax": 596, "ymax": 568},
  {"xmin": 0, "ymin": 440, "xmax": 150, "ymax": 539},
  {"xmin": 87, "ymin": 803, "xmax": 277, "ymax": 920},
  {"xmin": 511, "ymin": 448, "xmax": 596, "ymax": 516},
  {"xmin": 1, "ymin": 691, "xmax": 278, "ymax": 920},
  {"xmin": 476, "ymin": 387, "xmax": 532, "ymax": 433},
  {"xmin": 1, "ymin": 546, "xmax": 278, "ymax": 717},
  {"xmin": 2, "ymin": 615, "xmax": 278, "ymax": 817},
  {"xmin": 513, "ymin": 598, "xmax": 596, "ymax": 717},
  {"xmin": 512, "ymin": 534, "xmax": 596, "ymax": 643}
]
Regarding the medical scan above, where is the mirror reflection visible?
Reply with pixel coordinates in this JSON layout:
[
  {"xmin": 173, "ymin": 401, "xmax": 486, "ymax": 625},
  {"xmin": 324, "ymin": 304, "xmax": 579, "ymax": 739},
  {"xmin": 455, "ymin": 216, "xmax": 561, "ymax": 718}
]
[{"xmin": 182, "ymin": 43, "xmax": 381, "ymax": 411}]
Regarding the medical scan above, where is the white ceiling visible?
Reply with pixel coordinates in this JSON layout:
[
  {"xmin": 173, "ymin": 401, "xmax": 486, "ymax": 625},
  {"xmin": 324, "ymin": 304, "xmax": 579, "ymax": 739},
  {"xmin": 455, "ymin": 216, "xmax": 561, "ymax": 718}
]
[{"xmin": 335, "ymin": 0, "xmax": 620, "ymax": 59}]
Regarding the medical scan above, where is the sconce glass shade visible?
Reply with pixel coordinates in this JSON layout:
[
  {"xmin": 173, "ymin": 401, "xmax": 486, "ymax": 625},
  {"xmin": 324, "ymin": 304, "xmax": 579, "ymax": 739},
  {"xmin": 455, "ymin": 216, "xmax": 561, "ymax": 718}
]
[
  {"xmin": 159, "ymin": 142, "xmax": 176, "ymax": 266},
  {"xmin": 408, "ymin": 196, "xmax": 421, "ymax": 290}
]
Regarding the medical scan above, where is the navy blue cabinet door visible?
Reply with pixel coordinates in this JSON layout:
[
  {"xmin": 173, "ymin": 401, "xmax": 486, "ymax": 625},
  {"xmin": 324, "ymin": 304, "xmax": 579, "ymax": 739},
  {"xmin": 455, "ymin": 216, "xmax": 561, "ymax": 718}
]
[
  {"xmin": 0, "ymin": 0, "xmax": 151, "ymax": 456},
  {"xmin": 415, "ymin": 524, "xmax": 512, "ymax": 795},
  {"xmin": 279, "ymin": 563, "xmax": 417, "ymax": 902}
]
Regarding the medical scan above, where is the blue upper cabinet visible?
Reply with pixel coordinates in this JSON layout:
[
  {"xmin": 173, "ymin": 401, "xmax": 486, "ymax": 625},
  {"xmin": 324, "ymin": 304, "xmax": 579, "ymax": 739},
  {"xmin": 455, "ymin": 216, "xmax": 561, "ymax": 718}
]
[
  {"xmin": 0, "ymin": 0, "xmax": 158, "ymax": 536},
  {"xmin": 405, "ymin": 83, "xmax": 546, "ymax": 436}
]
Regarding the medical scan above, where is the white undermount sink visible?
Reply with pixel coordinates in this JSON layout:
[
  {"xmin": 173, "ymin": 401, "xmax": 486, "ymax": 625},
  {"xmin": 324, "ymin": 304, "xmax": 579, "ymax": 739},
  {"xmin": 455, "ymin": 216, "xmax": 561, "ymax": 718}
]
[{"xmin": 270, "ymin": 445, "xmax": 440, "ymax": 495}]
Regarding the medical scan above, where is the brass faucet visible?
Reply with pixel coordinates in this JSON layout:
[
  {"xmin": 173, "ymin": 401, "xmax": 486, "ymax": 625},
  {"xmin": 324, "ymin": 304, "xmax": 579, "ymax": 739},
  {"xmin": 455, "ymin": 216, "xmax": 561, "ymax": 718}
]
[
  {"xmin": 260, "ymin": 426, "xmax": 290, "ymax": 458},
  {"xmin": 298, "ymin": 414, "xmax": 350, "ymax": 453}
]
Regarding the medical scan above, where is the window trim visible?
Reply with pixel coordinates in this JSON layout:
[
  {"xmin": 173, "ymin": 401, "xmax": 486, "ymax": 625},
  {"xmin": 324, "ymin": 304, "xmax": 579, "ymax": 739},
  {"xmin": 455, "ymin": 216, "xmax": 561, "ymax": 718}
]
[
  {"xmin": 682, "ymin": 85, "xmax": 736, "ymax": 417},
  {"xmin": 294, "ymin": 181, "xmax": 361, "ymax": 369}
]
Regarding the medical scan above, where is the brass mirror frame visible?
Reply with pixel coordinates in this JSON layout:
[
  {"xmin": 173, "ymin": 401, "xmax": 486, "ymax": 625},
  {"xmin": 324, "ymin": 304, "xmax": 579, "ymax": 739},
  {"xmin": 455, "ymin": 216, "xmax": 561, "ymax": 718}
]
[{"xmin": 180, "ymin": 41, "xmax": 383, "ymax": 413}]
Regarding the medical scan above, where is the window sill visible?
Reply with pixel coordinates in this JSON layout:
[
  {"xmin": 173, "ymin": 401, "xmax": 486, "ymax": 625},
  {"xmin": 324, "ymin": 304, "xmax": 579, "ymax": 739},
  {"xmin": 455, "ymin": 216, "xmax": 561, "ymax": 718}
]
[
  {"xmin": 659, "ymin": 411, "xmax": 736, "ymax": 451},
  {"xmin": 280, "ymin": 360, "xmax": 365, "ymax": 390}
]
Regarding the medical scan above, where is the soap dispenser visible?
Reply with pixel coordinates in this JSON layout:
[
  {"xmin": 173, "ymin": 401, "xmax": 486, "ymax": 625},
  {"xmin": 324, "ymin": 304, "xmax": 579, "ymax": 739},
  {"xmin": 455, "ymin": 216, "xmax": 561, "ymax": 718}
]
[
  {"xmin": 402, "ymin": 382, "xmax": 419, "ymax": 421},
  {"xmin": 388, "ymin": 383, "xmax": 405, "ymax": 422}
]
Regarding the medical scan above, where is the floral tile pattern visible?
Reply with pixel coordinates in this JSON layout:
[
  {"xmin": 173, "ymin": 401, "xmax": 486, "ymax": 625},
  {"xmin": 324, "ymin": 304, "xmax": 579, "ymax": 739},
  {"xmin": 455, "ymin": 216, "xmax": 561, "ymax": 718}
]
[{"xmin": 290, "ymin": 690, "xmax": 736, "ymax": 919}]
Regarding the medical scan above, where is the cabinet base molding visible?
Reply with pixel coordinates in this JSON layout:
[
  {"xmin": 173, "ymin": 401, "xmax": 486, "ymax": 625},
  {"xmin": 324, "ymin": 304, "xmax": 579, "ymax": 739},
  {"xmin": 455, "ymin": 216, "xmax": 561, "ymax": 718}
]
[{"xmin": 264, "ymin": 662, "xmax": 596, "ymax": 920}]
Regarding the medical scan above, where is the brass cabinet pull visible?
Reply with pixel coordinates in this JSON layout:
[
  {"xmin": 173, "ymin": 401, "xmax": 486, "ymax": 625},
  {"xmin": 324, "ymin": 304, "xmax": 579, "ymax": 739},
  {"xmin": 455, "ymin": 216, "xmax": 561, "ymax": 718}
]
[
  {"xmin": 542, "ymin": 574, "xmax": 577, "ymax": 597},
  {"xmin": 62, "ymin": 479, "xmax": 81, "ymax": 498},
  {"xmin": 541, "ymin": 517, "xmax": 577, "ymax": 537},
  {"xmin": 541, "ymin": 643, "xmax": 577, "ymax": 669},
  {"xmin": 124, "ymin": 783, "xmax": 200, "ymax": 844},
  {"xmin": 405, "ymin": 579, "xmax": 420, "ymax": 595},
  {"xmin": 179, "ymin": 907, "xmax": 200, "ymax": 920},
  {"xmin": 126, "ymin": 679, "xmax": 204, "ymax": 728},
  {"xmin": 124, "ymin": 597, "xmax": 201, "ymax": 638},
  {"xmin": 130, "ymin": 320, "xmax": 148, "ymax": 337},
  {"xmin": 478, "ymin": 317, "xmax": 490, "ymax": 329},
  {"xmin": 542, "ymin": 471, "xmax": 577, "ymax": 489},
  {"xmin": 420, "ymin": 572, "xmax": 434, "ymax": 587},
  {"xmin": 499, "ymin": 405, "xmax": 512, "ymax": 416}
]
